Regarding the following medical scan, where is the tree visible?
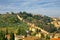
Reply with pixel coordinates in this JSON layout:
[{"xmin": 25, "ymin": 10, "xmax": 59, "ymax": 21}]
[
  {"xmin": 45, "ymin": 34, "xmax": 50, "ymax": 40},
  {"xmin": 23, "ymin": 11, "xmax": 27, "ymax": 14},
  {"xmin": 49, "ymin": 24, "xmax": 57, "ymax": 33},
  {"xmin": 10, "ymin": 32, "xmax": 15, "ymax": 40},
  {"xmin": 6, "ymin": 12, "xmax": 9, "ymax": 14},
  {"xmin": 0, "ymin": 31, "xmax": 6, "ymax": 40},
  {"xmin": 17, "ymin": 27, "xmax": 27, "ymax": 36},
  {"xmin": 6, "ymin": 28, "xmax": 9, "ymax": 35},
  {"xmin": 26, "ymin": 17, "xmax": 33, "ymax": 22},
  {"xmin": 5, "ymin": 37, "xmax": 8, "ymax": 40},
  {"xmin": 36, "ymin": 29, "xmax": 41, "ymax": 33},
  {"xmin": 20, "ymin": 12, "xmax": 23, "ymax": 14},
  {"xmin": 17, "ymin": 28, "xmax": 21, "ymax": 35},
  {"xmin": 33, "ymin": 15, "xmax": 40, "ymax": 20},
  {"xmin": 40, "ymin": 33, "xmax": 45, "ymax": 40},
  {"xmin": 27, "ymin": 13, "xmax": 33, "ymax": 17},
  {"xmin": 11, "ymin": 12, "xmax": 15, "ymax": 15}
]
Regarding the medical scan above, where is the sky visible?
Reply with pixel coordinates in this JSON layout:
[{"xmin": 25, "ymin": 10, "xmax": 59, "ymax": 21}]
[{"xmin": 0, "ymin": 0, "xmax": 60, "ymax": 17}]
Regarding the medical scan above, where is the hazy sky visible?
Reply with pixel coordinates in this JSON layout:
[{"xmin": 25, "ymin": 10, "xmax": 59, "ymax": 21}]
[{"xmin": 0, "ymin": 0, "xmax": 60, "ymax": 17}]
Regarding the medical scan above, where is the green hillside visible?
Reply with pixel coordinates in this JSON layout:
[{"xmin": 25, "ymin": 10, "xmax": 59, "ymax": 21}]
[{"xmin": 0, "ymin": 12, "xmax": 58, "ymax": 33}]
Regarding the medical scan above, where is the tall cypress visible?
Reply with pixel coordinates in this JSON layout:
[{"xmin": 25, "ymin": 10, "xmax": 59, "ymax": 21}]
[{"xmin": 10, "ymin": 32, "xmax": 15, "ymax": 40}]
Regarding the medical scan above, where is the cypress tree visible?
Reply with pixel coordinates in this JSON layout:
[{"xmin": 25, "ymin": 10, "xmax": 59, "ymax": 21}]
[{"xmin": 10, "ymin": 32, "xmax": 15, "ymax": 40}]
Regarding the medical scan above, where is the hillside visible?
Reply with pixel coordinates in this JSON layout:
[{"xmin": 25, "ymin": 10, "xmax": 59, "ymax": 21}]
[
  {"xmin": 17, "ymin": 12, "xmax": 58, "ymax": 33},
  {"xmin": 0, "ymin": 12, "xmax": 59, "ymax": 33},
  {"xmin": 0, "ymin": 13, "xmax": 28, "ymax": 33}
]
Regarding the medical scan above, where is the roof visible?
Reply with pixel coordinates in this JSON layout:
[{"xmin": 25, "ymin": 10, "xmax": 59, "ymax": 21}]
[
  {"xmin": 15, "ymin": 36, "xmax": 39, "ymax": 40},
  {"xmin": 24, "ymin": 36, "xmax": 39, "ymax": 40},
  {"xmin": 50, "ymin": 38, "xmax": 60, "ymax": 40}
]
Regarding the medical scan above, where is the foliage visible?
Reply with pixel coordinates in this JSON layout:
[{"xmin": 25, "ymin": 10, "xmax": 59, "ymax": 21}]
[
  {"xmin": 45, "ymin": 34, "xmax": 50, "ymax": 40},
  {"xmin": 17, "ymin": 27, "xmax": 27, "ymax": 36},
  {"xmin": 10, "ymin": 32, "xmax": 15, "ymax": 40},
  {"xmin": 0, "ymin": 11, "xmax": 58, "ymax": 33},
  {"xmin": 0, "ymin": 31, "xmax": 6, "ymax": 40}
]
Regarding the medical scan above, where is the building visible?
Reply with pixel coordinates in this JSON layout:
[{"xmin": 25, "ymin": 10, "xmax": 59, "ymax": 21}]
[
  {"xmin": 5, "ymin": 34, "xmax": 10, "ymax": 40},
  {"xmin": 15, "ymin": 35, "xmax": 24, "ymax": 40},
  {"xmin": 15, "ymin": 36, "xmax": 40, "ymax": 40},
  {"xmin": 49, "ymin": 33, "xmax": 60, "ymax": 38},
  {"xmin": 50, "ymin": 38, "xmax": 60, "ymax": 40}
]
